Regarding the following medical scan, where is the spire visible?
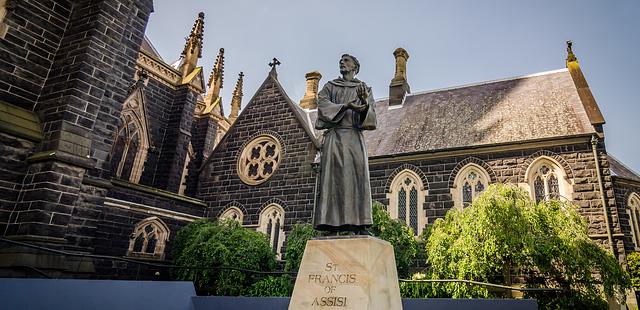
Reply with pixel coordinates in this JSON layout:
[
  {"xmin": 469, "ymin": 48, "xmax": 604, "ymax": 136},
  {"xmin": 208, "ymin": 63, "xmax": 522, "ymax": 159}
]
[
  {"xmin": 179, "ymin": 12, "xmax": 205, "ymax": 78},
  {"xmin": 207, "ymin": 48, "xmax": 225, "ymax": 100},
  {"xmin": 229, "ymin": 72, "xmax": 244, "ymax": 123},
  {"xmin": 564, "ymin": 40, "xmax": 605, "ymax": 127},
  {"xmin": 200, "ymin": 48, "xmax": 225, "ymax": 116}
]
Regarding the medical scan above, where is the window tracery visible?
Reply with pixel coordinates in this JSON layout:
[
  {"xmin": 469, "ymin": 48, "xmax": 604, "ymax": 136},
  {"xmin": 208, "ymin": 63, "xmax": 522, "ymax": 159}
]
[
  {"xmin": 127, "ymin": 217, "xmax": 170, "ymax": 260},
  {"xmin": 237, "ymin": 135, "xmax": 282, "ymax": 185},
  {"xmin": 110, "ymin": 88, "xmax": 150, "ymax": 183},
  {"xmin": 526, "ymin": 157, "xmax": 571, "ymax": 203},
  {"xmin": 258, "ymin": 204, "xmax": 285, "ymax": 259},
  {"xmin": 627, "ymin": 193, "xmax": 640, "ymax": 249},
  {"xmin": 386, "ymin": 169, "xmax": 426, "ymax": 236},
  {"xmin": 220, "ymin": 206, "xmax": 243, "ymax": 224},
  {"xmin": 451, "ymin": 164, "xmax": 490, "ymax": 209}
]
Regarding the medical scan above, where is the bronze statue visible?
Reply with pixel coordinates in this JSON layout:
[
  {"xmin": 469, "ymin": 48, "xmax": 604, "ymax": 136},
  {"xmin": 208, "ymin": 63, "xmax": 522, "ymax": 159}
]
[{"xmin": 314, "ymin": 54, "xmax": 377, "ymax": 232}]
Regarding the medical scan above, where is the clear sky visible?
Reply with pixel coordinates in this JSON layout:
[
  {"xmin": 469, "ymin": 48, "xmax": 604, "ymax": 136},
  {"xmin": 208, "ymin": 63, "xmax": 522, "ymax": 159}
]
[{"xmin": 146, "ymin": 0, "xmax": 640, "ymax": 172}]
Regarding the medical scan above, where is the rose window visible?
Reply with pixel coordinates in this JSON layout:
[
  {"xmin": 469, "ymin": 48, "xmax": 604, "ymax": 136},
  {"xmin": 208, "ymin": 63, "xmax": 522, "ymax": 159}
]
[{"xmin": 237, "ymin": 135, "xmax": 282, "ymax": 185}]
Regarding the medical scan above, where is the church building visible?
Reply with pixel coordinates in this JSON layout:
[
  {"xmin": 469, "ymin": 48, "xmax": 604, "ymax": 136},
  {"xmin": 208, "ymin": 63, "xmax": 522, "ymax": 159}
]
[{"xmin": 0, "ymin": 1, "xmax": 639, "ymax": 280}]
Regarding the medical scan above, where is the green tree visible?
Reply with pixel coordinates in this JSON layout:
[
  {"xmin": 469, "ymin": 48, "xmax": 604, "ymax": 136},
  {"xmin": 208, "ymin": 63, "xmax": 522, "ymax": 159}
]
[
  {"xmin": 284, "ymin": 223, "xmax": 324, "ymax": 273},
  {"xmin": 628, "ymin": 251, "xmax": 640, "ymax": 290},
  {"xmin": 172, "ymin": 219, "xmax": 277, "ymax": 295},
  {"xmin": 368, "ymin": 201, "xmax": 418, "ymax": 278},
  {"xmin": 282, "ymin": 203, "xmax": 417, "ymax": 278},
  {"xmin": 425, "ymin": 184, "xmax": 630, "ymax": 308}
]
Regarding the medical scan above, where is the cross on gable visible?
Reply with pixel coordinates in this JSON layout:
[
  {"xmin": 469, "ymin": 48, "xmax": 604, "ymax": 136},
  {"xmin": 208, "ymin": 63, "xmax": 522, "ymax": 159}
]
[{"xmin": 269, "ymin": 58, "xmax": 281, "ymax": 68}]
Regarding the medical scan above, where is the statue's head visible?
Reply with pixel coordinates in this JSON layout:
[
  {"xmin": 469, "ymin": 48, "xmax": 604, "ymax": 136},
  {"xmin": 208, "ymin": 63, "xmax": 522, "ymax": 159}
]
[{"xmin": 339, "ymin": 54, "xmax": 360, "ymax": 75}]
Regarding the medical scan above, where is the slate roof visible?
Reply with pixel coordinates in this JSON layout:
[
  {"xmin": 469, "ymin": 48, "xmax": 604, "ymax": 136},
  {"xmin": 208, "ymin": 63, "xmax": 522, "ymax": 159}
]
[
  {"xmin": 609, "ymin": 155, "xmax": 640, "ymax": 182},
  {"xmin": 306, "ymin": 69, "xmax": 596, "ymax": 157},
  {"xmin": 140, "ymin": 36, "xmax": 163, "ymax": 61}
]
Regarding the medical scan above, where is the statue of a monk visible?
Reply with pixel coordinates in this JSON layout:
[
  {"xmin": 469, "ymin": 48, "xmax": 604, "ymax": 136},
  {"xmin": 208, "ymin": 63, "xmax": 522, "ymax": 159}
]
[{"xmin": 314, "ymin": 54, "xmax": 377, "ymax": 232}]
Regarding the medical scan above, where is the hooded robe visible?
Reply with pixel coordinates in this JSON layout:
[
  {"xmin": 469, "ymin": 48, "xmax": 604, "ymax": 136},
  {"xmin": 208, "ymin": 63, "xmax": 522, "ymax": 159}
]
[{"xmin": 313, "ymin": 77, "xmax": 377, "ymax": 231}]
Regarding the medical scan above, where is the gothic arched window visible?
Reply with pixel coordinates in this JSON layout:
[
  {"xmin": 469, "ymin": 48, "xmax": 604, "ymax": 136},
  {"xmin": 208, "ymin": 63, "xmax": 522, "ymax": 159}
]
[
  {"xmin": 220, "ymin": 206, "xmax": 244, "ymax": 224},
  {"xmin": 127, "ymin": 217, "xmax": 170, "ymax": 260},
  {"xmin": 258, "ymin": 204, "xmax": 285, "ymax": 259},
  {"xmin": 627, "ymin": 193, "xmax": 640, "ymax": 249},
  {"xmin": 525, "ymin": 157, "xmax": 572, "ymax": 203},
  {"xmin": 110, "ymin": 88, "xmax": 150, "ymax": 183},
  {"xmin": 386, "ymin": 169, "xmax": 426, "ymax": 236},
  {"xmin": 451, "ymin": 164, "xmax": 491, "ymax": 209}
]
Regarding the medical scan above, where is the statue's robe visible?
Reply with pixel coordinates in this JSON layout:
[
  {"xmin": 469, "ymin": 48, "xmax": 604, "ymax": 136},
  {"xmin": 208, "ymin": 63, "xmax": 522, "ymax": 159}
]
[{"xmin": 314, "ymin": 77, "xmax": 377, "ymax": 231}]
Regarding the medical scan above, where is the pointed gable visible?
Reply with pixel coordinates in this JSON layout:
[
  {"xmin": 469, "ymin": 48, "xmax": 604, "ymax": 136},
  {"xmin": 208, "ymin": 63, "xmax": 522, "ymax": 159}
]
[
  {"xmin": 208, "ymin": 71, "xmax": 319, "ymax": 162},
  {"xmin": 197, "ymin": 71, "xmax": 319, "ymax": 225}
]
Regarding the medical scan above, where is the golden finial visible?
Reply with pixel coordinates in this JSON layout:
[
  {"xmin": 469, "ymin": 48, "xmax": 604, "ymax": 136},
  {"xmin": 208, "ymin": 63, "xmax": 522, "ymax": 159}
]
[{"xmin": 566, "ymin": 40, "xmax": 577, "ymax": 63}]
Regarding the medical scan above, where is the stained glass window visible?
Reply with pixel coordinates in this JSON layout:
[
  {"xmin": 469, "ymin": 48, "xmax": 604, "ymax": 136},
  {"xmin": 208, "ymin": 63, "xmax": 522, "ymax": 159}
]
[
  {"xmin": 273, "ymin": 220, "xmax": 281, "ymax": 253},
  {"xmin": 128, "ymin": 218, "xmax": 169, "ymax": 260},
  {"xmin": 534, "ymin": 176, "xmax": 545, "ymax": 203},
  {"xmin": 267, "ymin": 218, "xmax": 273, "ymax": 248},
  {"xmin": 260, "ymin": 205, "xmax": 285, "ymax": 258},
  {"xmin": 133, "ymin": 235, "xmax": 144, "ymax": 252},
  {"xmin": 399, "ymin": 188, "xmax": 407, "ymax": 225},
  {"xmin": 456, "ymin": 166, "xmax": 490, "ymax": 209},
  {"xmin": 409, "ymin": 187, "xmax": 418, "ymax": 235},
  {"xmin": 548, "ymin": 175, "xmax": 559, "ymax": 199},
  {"xmin": 630, "ymin": 194, "xmax": 640, "ymax": 247},
  {"xmin": 462, "ymin": 182, "xmax": 472, "ymax": 207},
  {"xmin": 389, "ymin": 170, "xmax": 426, "ymax": 236},
  {"xmin": 145, "ymin": 235, "xmax": 157, "ymax": 254},
  {"xmin": 530, "ymin": 160, "xmax": 569, "ymax": 203}
]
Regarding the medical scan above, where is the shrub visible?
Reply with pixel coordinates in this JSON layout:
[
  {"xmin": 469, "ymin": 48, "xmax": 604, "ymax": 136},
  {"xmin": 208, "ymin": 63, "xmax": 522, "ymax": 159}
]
[
  {"xmin": 172, "ymin": 219, "xmax": 277, "ymax": 295},
  {"xmin": 284, "ymin": 223, "xmax": 323, "ymax": 273},
  {"xmin": 628, "ymin": 251, "xmax": 640, "ymax": 290},
  {"xmin": 247, "ymin": 275, "xmax": 293, "ymax": 297},
  {"xmin": 425, "ymin": 184, "xmax": 630, "ymax": 308},
  {"xmin": 368, "ymin": 201, "xmax": 418, "ymax": 278}
]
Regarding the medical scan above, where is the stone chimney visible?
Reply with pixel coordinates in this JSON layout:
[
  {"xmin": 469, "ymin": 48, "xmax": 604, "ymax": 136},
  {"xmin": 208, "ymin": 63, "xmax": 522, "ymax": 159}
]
[
  {"xmin": 388, "ymin": 47, "xmax": 410, "ymax": 106},
  {"xmin": 300, "ymin": 71, "xmax": 322, "ymax": 110}
]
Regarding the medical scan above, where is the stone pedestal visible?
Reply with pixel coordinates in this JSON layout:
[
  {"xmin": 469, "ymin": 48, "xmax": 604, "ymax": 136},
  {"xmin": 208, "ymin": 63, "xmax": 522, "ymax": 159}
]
[{"xmin": 289, "ymin": 236, "xmax": 402, "ymax": 310}]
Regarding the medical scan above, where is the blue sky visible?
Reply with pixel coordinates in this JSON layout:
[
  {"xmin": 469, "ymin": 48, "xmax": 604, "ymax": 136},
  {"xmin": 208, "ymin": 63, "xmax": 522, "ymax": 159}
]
[{"xmin": 146, "ymin": 0, "xmax": 639, "ymax": 172}]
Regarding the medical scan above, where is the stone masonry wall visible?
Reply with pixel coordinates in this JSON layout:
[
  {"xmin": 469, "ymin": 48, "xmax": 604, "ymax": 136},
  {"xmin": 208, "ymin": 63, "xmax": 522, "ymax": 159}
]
[
  {"xmin": 613, "ymin": 178, "xmax": 640, "ymax": 252},
  {"xmin": 368, "ymin": 141, "xmax": 625, "ymax": 258},
  {"xmin": 132, "ymin": 78, "xmax": 175, "ymax": 188},
  {"xmin": 0, "ymin": 0, "xmax": 72, "ymax": 110},
  {"xmin": 153, "ymin": 86, "xmax": 198, "ymax": 193},
  {"xmin": 198, "ymin": 75, "xmax": 318, "ymax": 231}
]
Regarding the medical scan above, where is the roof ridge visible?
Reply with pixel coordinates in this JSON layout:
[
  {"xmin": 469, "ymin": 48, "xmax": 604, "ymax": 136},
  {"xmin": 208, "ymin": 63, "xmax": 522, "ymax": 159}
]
[
  {"xmin": 375, "ymin": 68, "xmax": 569, "ymax": 102},
  {"xmin": 608, "ymin": 154, "xmax": 640, "ymax": 179}
]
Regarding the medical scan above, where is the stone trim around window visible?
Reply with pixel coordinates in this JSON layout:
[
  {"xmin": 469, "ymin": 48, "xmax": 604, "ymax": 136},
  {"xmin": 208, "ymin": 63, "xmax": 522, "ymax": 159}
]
[
  {"xmin": 450, "ymin": 163, "xmax": 491, "ymax": 210},
  {"xmin": 127, "ymin": 217, "xmax": 170, "ymax": 260},
  {"xmin": 258, "ymin": 203, "xmax": 286, "ymax": 259},
  {"xmin": 627, "ymin": 192, "xmax": 640, "ymax": 250},
  {"xmin": 110, "ymin": 86, "xmax": 151, "ymax": 184},
  {"xmin": 386, "ymin": 169, "xmax": 427, "ymax": 236},
  {"xmin": 524, "ymin": 156, "xmax": 573, "ymax": 203},
  {"xmin": 0, "ymin": 0, "xmax": 9, "ymax": 39},
  {"xmin": 237, "ymin": 133, "xmax": 283, "ymax": 185},
  {"xmin": 220, "ymin": 206, "xmax": 244, "ymax": 224}
]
